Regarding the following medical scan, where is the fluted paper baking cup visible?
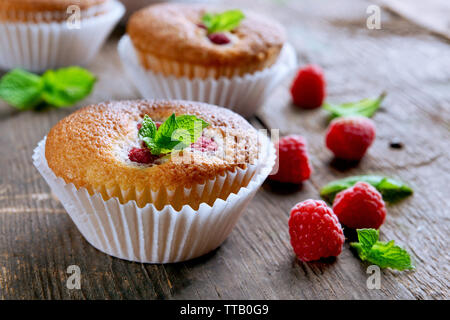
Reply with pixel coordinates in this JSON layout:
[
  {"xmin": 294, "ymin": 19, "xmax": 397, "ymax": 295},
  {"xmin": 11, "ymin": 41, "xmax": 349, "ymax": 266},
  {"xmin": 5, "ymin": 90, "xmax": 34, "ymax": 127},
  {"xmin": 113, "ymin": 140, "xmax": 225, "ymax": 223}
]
[
  {"xmin": 32, "ymin": 135, "xmax": 275, "ymax": 263},
  {"xmin": 0, "ymin": 1, "xmax": 124, "ymax": 72},
  {"xmin": 118, "ymin": 35, "xmax": 297, "ymax": 118}
]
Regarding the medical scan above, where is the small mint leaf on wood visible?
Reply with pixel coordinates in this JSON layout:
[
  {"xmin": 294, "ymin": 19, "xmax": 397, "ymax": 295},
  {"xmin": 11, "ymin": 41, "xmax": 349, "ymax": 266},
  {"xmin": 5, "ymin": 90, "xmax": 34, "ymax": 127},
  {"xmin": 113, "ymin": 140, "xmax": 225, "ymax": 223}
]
[
  {"xmin": 323, "ymin": 92, "xmax": 386, "ymax": 119},
  {"xmin": 351, "ymin": 229, "xmax": 414, "ymax": 271},
  {"xmin": 0, "ymin": 69, "xmax": 44, "ymax": 110},
  {"xmin": 320, "ymin": 175, "xmax": 413, "ymax": 203},
  {"xmin": 42, "ymin": 66, "xmax": 96, "ymax": 107}
]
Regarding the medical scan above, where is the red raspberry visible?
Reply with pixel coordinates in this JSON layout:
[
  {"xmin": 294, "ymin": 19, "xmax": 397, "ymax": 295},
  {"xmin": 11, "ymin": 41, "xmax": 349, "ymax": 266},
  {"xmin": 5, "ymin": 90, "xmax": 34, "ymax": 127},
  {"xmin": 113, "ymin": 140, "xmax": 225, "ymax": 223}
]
[
  {"xmin": 128, "ymin": 147, "xmax": 156, "ymax": 164},
  {"xmin": 197, "ymin": 23, "xmax": 207, "ymax": 30},
  {"xmin": 289, "ymin": 200, "xmax": 345, "ymax": 262},
  {"xmin": 332, "ymin": 182, "xmax": 386, "ymax": 229},
  {"xmin": 290, "ymin": 64, "xmax": 326, "ymax": 109},
  {"xmin": 191, "ymin": 136, "xmax": 218, "ymax": 152},
  {"xmin": 208, "ymin": 33, "xmax": 231, "ymax": 45},
  {"xmin": 269, "ymin": 135, "xmax": 312, "ymax": 183},
  {"xmin": 325, "ymin": 116, "xmax": 376, "ymax": 160}
]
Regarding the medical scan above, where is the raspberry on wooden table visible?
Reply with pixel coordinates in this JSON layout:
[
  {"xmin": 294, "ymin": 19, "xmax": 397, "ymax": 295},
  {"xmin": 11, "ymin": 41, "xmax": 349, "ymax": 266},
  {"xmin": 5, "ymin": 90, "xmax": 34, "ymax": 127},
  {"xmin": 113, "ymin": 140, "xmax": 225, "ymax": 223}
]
[
  {"xmin": 289, "ymin": 199, "xmax": 345, "ymax": 262},
  {"xmin": 269, "ymin": 135, "xmax": 312, "ymax": 184},
  {"xmin": 332, "ymin": 182, "xmax": 386, "ymax": 229},
  {"xmin": 290, "ymin": 64, "xmax": 326, "ymax": 109},
  {"xmin": 325, "ymin": 116, "xmax": 376, "ymax": 160}
]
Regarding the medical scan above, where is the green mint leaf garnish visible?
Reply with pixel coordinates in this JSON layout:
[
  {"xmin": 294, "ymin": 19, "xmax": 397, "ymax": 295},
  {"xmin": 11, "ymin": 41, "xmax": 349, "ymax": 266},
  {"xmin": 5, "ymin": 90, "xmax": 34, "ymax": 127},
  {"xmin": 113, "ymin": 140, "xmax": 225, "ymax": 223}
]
[
  {"xmin": 323, "ymin": 92, "xmax": 386, "ymax": 119},
  {"xmin": 350, "ymin": 229, "xmax": 414, "ymax": 271},
  {"xmin": 154, "ymin": 113, "xmax": 179, "ymax": 145},
  {"xmin": 0, "ymin": 67, "xmax": 96, "ymax": 110},
  {"xmin": 138, "ymin": 115, "xmax": 157, "ymax": 141},
  {"xmin": 202, "ymin": 9, "xmax": 245, "ymax": 34},
  {"xmin": 138, "ymin": 113, "xmax": 210, "ymax": 155},
  {"xmin": 41, "ymin": 67, "xmax": 96, "ymax": 107},
  {"xmin": 141, "ymin": 137, "xmax": 161, "ymax": 156},
  {"xmin": 320, "ymin": 175, "xmax": 413, "ymax": 203},
  {"xmin": 175, "ymin": 115, "xmax": 209, "ymax": 143},
  {"xmin": 0, "ymin": 69, "xmax": 44, "ymax": 110}
]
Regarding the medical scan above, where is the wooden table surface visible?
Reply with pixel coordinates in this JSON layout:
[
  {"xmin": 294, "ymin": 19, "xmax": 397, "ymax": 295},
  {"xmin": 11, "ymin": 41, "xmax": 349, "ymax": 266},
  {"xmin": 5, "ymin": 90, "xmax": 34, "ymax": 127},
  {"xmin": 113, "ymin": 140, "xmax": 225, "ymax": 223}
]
[{"xmin": 0, "ymin": 0, "xmax": 449, "ymax": 300}]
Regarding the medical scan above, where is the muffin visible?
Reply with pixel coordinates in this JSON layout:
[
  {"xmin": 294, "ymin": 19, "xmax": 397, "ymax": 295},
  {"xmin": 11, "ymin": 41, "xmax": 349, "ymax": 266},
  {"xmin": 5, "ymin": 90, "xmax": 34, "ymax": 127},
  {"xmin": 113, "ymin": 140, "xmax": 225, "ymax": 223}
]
[
  {"xmin": 34, "ymin": 100, "xmax": 275, "ymax": 263},
  {"xmin": 118, "ymin": 3, "xmax": 297, "ymax": 117},
  {"xmin": 127, "ymin": 3, "xmax": 285, "ymax": 79},
  {"xmin": 0, "ymin": 0, "xmax": 110, "ymax": 22},
  {"xmin": 0, "ymin": 0, "xmax": 124, "ymax": 71},
  {"xmin": 119, "ymin": 0, "xmax": 162, "ymax": 22}
]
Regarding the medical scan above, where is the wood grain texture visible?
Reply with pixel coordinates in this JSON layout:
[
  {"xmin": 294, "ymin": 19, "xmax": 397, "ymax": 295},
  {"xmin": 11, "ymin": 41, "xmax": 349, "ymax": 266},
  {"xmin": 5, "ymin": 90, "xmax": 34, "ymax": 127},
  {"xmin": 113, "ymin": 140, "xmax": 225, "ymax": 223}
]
[{"xmin": 0, "ymin": 0, "xmax": 448, "ymax": 300}]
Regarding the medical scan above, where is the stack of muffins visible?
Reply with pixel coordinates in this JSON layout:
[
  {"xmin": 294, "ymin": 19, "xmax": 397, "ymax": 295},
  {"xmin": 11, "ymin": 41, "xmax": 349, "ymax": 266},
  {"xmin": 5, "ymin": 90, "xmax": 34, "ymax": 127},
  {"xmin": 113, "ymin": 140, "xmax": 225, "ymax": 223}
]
[
  {"xmin": 0, "ymin": 0, "xmax": 124, "ymax": 71},
  {"xmin": 31, "ymin": 2, "xmax": 294, "ymax": 263}
]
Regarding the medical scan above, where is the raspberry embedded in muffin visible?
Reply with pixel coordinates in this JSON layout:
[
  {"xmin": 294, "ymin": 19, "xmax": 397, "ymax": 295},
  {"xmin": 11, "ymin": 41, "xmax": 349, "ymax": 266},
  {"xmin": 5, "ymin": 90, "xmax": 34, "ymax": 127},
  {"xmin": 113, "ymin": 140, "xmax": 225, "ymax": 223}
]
[
  {"xmin": 128, "ymin": 147, "xmax": 157, "ymax": 164},
  {"xmin": 127, "ymin": 3, "xmax": 286, "ymax": 79},
  {"xmin": 207, "ymin": 33, "xmax": 231, "ymax": 45},
  {"xmin": 191, "ymin": 136, "xmax": 218, "ymax": 152}
]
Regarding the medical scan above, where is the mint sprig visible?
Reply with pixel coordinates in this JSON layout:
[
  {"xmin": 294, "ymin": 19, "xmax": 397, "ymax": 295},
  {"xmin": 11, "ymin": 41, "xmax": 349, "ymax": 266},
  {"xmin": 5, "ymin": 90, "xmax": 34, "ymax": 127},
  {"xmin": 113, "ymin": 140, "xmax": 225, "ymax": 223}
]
[
  {"xmin": 202, "ymin": 9, "xmax": 245, "ymax": 34},
  {"xmin": 0, "ymin": 69, "xmax": 43, "ymax": 110},
  {"xmin": 323, "ymin": 92, "xmax": 386, "ymax": 119},
  {"xmin": 320, "ymin": 175, "xmax": 413, "ymax": 203},
  {"xmin": 351, "ymin": 229, "xmax": 414, "ymax": 271},
  {"xmin": 139, "ymin": 113, "xmax": 209, "ymax": 155},
  {"xmin": 0, "ymin": 67, "xmax": 96, "ymax": 110}
]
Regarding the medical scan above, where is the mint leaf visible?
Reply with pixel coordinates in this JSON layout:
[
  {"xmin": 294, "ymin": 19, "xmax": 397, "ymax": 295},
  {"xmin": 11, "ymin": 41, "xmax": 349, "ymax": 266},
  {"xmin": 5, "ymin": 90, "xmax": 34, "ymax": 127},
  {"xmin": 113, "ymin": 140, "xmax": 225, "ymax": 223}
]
[
  {"xmin": 175, "ymin": 115, "xmax": 209, "ymax": 143},
  {"xmin": 376, "ymin": 178, "xmax": 413, "ymax": 203},
  {"xmin": 153, "ymin": 113, "xmax": 181, "ymax": 153},
  {"xmin": 141, "ymin": 137, "xmax": 161, "ymax": 156},
  {"xmin": 42, "ymin": 66, "xmax": 96, "ymax": 107},
  {"xmin": 0, "ymin": 69, "xmax": 43, "ymax": 110},
  {"xmin": 351, "ymin": 229, "xmax": 414, "ymax": 271},
  {"xmin": 323, "ymin": 92, "xmax": 386, "ymax": 119},
  {"xmin": 202, "ymin": 9, "xmax": 245, "ymax": 34},
  {"xmin": 320, "ymin": 175, "xmax": 413, "ymax": 203},
  {"xmin": 139, "ymin": 113, "xmax": 210, "ymax": 155},
  {"xmin": 138, "ymin": 115, "xmax": 157, "ymax": 140},
  {"xmin": 0, "ymin": 67, "xmax": 96, "ymax": 110},
  {"xmin": 356, "ymin": 228, "xmax": 379, "ymax": 249}
]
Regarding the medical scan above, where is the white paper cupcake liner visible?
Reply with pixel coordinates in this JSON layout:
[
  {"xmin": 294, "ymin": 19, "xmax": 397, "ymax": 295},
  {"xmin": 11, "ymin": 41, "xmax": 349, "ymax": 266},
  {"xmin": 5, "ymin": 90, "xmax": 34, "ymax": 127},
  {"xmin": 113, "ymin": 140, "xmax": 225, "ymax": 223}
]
[
  {"xmin": 32, "ymin": 135, "xmax": 275, "ymax": 263},
  {"xmin": 118, "ymin": 35, "xmax": 297, "ymax": 118},
  {"xmin": 0, "ymin": 1, "xmax": 125, "ymax": 72}
]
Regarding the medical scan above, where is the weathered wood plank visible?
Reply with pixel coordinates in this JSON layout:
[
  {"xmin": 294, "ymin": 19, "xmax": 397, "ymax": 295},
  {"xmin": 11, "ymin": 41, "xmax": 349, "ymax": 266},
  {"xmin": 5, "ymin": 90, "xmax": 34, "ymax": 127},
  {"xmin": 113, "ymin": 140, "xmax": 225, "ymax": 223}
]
[{"xmin": 0, "ymin": 0, "xmax": 448, "ymax": 300}]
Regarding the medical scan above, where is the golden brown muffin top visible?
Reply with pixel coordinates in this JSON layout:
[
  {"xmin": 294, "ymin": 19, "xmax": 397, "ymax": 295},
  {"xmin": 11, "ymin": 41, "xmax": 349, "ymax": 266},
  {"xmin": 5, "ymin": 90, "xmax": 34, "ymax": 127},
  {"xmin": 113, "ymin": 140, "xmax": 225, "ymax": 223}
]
[
  {"xmin": 0, "ymin": 0, "xmax": 109, "ymax": 13},
  {"xmin": 45, "ymin": 100, "xmax": 261, "ymax": 192},
  {"xmin": 127, "ymin": 3, "xmax": 286, "ymax": 68}
]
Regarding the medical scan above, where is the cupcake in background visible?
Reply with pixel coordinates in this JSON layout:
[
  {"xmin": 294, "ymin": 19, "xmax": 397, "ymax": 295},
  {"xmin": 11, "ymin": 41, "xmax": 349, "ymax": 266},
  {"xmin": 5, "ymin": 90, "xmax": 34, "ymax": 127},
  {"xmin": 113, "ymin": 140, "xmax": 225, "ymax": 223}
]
[
  {"xmin": 118, "ymin": 3, "xmax": 297, "ymax": 117},
  {"xmin": 120, "ymin": 0, "xmax": 164, "ymax": 22},
  {"xmin": 0, "ymin": 0, "xmax": 125, "ymax": 72},
  {"xmin": 33, "ymin": 99, "xmax": 275, "ymax": 263},
  {"xmin": 119, "ymin": 0, "xmax": 220, "ymax": 22}
]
